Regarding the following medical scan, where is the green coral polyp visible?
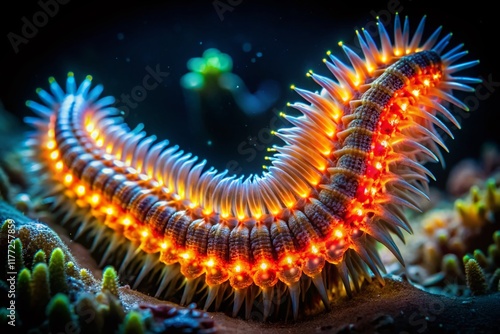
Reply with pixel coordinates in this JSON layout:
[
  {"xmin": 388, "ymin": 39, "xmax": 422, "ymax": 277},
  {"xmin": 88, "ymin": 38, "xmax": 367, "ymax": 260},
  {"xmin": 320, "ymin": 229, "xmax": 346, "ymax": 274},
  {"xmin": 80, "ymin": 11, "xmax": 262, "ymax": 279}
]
[
  {"xmin": 49, "ymin": 247, "xmax": 68, "ymax": 294},
  {"xmin": 464, "ymin": 258, "xmax": 487, "ymax": 295},
  {"xmin": 101, "ymin": 266, "xmax": 119, "ymax": 297}
]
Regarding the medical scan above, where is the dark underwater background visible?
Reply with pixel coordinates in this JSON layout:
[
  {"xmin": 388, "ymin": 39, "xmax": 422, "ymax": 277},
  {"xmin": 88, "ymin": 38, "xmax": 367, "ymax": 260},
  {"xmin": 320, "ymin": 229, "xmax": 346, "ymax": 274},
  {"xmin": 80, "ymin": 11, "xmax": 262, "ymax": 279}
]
[{"xmin": 1, "ymin": 0, "xmax": 498, "ymax": 191}]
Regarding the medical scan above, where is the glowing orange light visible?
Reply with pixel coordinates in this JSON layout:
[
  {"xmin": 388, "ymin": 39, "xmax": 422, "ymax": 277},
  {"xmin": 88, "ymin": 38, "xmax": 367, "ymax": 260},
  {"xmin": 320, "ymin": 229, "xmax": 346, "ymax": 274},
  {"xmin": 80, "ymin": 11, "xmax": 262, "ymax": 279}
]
[
  {"xmin": 122, "ymin": 217, "xmax": 131, "ymax": 226},
  {"xmin": 96, "ymin": 138, "xmax": 104, "ymax": 147},
  {"xmin": 90, "ymin": 130, "xmax": 99, "ymax": 140},
  {"xmin": 234, "ymin": 264, "xmax": 242, "ymax": 273},
  {"xmin": 423, "ymin": 79, "xmax": 430, "ymax": 86},
  {"xmin": 48, "ymin": 129, "xmax": 55, "ymax": 138},
  {"xmin": 237, "ymin": 214, "xmax": 245, "ymax": 221},
  {"xmin": 412, "ymin": 89, "xmax": 420, "ymax": 96},
  {"xmin": 311, "ymin": 245, "xmax": 319, "ymax": 254},
  {"xmin": 188, "ymin": 202, "xmax": 197, "ymax": 209},
  {"xmin": 85, "ymin": 123, "xmax": 95, "ymax": 132},
  {"xmin": 375, "ymin": 162, "xmax": 383, "ymax": 170},
  {"xmin": 260, "ymin": 262, "xmax": 268, "ymax": 270},
  {"xmin": 400, "ymin": 103, "xmax": 408, "ymax": 111},
  {"xmin": 90, "ymin": 194, "xmax": 100, "ymax": 205},
  {"xmin": 141, "ymin": 230, "xmax": 149, "ymax": 238},
  {"xmin": 334, "ymin": 229, "xmax": 343, "ymax": 238},
  {"xmin": 46, "ymin": 140, "xmax": 56, "ymax": 150},
  {"xmin": 160, "ymin": 242, "xmax": 168, "ymax": 250},
  {"xmin": 55, "ymin": 161, "xmax": 63, "ymax": 171},
  {"xmin": 286, "ymin": 256, "xmax": 293, "ymax": 265},
  {"xmin": 206, "ymin": 259, "xmax": 215, "ymax": 267},
  {"xmin": 63, "ymin": 174, "xmax": 73, "ymax": 185},
  {"xmin": 181, "ymin": 252, "xmax": 190, "ymax": 260},
  {"xmin": 50, "ymin": 151, "xmax": 59, "ymax": 160},
  {"xmin": 394, "ymin": 49, "xmax": 401, "ymax": 56},
  {"xmin": 75, "ymin": 185, "xmax": 86, "ymax": 196}
]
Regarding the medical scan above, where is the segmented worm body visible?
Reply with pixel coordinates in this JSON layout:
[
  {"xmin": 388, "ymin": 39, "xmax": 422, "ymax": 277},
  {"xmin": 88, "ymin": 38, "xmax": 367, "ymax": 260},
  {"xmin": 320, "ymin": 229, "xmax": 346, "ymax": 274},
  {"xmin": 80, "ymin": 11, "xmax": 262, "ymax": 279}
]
[{"xmin": 25, "ymin": 15, "xmax": 479, "ymax": 320}]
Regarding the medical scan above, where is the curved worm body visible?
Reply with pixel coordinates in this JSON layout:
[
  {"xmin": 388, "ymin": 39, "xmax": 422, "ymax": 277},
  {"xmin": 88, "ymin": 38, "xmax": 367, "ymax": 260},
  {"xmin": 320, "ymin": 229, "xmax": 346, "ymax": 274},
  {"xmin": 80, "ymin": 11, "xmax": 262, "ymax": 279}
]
[{"xmin": 25, "ymin": 15, "xmax": 479, "ymax": 320}]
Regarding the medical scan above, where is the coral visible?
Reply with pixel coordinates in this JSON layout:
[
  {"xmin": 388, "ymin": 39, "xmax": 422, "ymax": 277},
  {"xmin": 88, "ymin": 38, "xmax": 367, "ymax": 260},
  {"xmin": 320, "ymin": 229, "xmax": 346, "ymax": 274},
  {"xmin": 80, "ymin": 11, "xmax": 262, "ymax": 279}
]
[
  {"xmin": 49, "ymin": 247, "xmax": 69, "ymax": 294},
  {"xmin": 464, "ymin": 258, "xmax": 487, "ymax": 295},
  {"xmin": 30, "ymin": 262, "xmax": 52, "ymax": 322},
  {"xmin": 120, "ymin": 310, "xmax": 145, "ymax": 334},
  {"xmin": 47, "ymin": 293, "xmax": 78, "ymax": 333},
  {"xmin": 101, "ymin": 265, "xmax": 119, "ymax": 298},
  {"xmin": 387, "ymin": 176, "xmax": 500, "ymax": 294},
  {"xmin": 33, "ymin": 249, "xmax": 47, "ymax": 267}
]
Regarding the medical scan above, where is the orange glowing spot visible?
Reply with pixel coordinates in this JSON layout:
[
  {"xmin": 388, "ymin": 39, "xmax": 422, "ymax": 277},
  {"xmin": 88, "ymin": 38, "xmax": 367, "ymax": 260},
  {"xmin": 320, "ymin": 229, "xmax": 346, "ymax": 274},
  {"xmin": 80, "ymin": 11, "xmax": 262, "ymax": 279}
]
[
  {"xmin": 85, "ymin": 123, "xmax": 95, "ymax": 132},
  {"xmin": 381, "ymin": 56, "xmax": 387, "ymax": 63},
  {"xmin": 96, "ymin": 138, "xmax": 104, "ymax": 147},
  {"xmin": 412, "ymin": 89, "xmax": 420, "ymax": 96},
  {"xmin": 90, "ymin": 194, "xmax": 100, "ymax": 205},
  {"xmin": 106, "ymin": 145, "xmax": 113, "ymax": 154},
  {"xmin": 188, "ymin": 202, "xmax": 197, "ymax": 209},
  {"xmin": 105, "ymin": 206, "xmax": 114, "ymax": 215},
  {"xmin": 311, "ymin": 245, "xmax": 319, "ymax": 254},
  {"xmin": 254, "ymin": 213, "xmax": 262, "ymax": 220},
  {"xmin": 90, "ymin": 130, "xmax": 99, "ymax": 139},
  {"xmin": 206, "ymin": 259, "xmax": 215, "ymax": 267},
  {"xmin": 55, "ymin": 161, "xmax": 63, "ymax": 171},
  {"xmin": 221, "ymin": 212, "xmax": 229, "ymax": 219},
  {"xmin": 160, "ymin": 242, "xmax": 168, "ymax": 250},
  {"xmin": 50, "ymin": 150, "xmax": 59, "ymax": 160},
  {"xmin": 323, "ymin": 150, "xmax": 331, "ymax": 156},
  {"xmin": 375, "ymin": 162, "xmax": 383, "ymax": 170},
  {"xmin": 423, "ymin": 79, "xmax": 430, "ymax": 86},
  {"xmin": 286, "ymin": 256, "xmax": 293, "ymax": 265},
  {"xmin": 122, "ymin": 217, "xmax": 132, "ymax": 226},
  {"xmin": 234, "ymin": 264, "xmax": 242, "ymax": 273},
  {"xmin": 334, "ymin": 229, "xmax": 343, "ymax": 238},
  {"xmin": 202, "ymin": 209, "xmax": 212, "ymax": 216},
  {"xmin": 237, "ymin": 214, "xmax": 245, "ymax": 221},
  {"xmin": 141, "ymin": 230, "xmax": 149, "ymax": 238},
  {"xmin": 48, "ymin": 129, "xmax": 55, "ymax": 138},
  {"xmin": 63, "ymin": 174, "xmax": 73, "ymax": 185},
  {"xmin": 356, "ymin": 209, "xmax": 363, "ymax": 216},
  {"xmin": 318, "ymin": 165, "xmax": 326, "ymax": 171},
  {"xmin": 286, "ymin": 201, "xmax": 294, "ymax": 209},
  {"xmin": 180, "ymin": 252, "xmax": 190, "ymax": 260},
  {"xmin": 400, "ymin": 103, "xmax": 408, "ymax": 111},
  {"xmin": 260, "ymin": 262, "xmax": 268, "ymax": 270},
  {"xmin": 46, "ymin": 140, "xmax": 56, "ymax": 150},
  {"xmin": 394, "ymin": 49, "xmax": 401, "ymax": 56},
  {"xmin": 76, "ymin": 185, "xmax": 86, "ymax": 196}
]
